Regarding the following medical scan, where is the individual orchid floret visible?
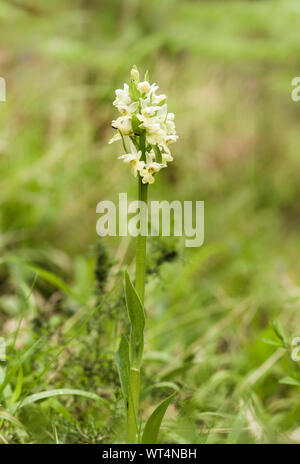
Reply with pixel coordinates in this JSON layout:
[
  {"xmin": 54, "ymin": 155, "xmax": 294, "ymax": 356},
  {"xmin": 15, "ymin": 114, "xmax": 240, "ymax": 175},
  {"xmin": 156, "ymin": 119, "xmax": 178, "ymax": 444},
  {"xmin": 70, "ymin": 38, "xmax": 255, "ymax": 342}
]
[
  {"xmin": 138, "ymin": 81, "xmax": 151, "ymax": 94},
  {"xmin": 113, "ymin": 84, "xmax": 131, "ymax": 108},
  {"xmin": 140, "ymin": 152, "xmax": 164, "ymax": 184},
  {"xmin": 112, "ymin": 115, "xmax": 133, "ymax": 136},
  {"xmin": 140, "ymin": 162, "xmax": 162, "ymax": 184},
  {"xmin": 161, "ymin": 152, "xmax": 173, "ymax": 164},
  {"xmin": 118, "ymin": 141, "xmax": 144, "ymax": 177},
  {"xmin": 110, "ymin": 66, "xmax": 178, "ymax": 184}
]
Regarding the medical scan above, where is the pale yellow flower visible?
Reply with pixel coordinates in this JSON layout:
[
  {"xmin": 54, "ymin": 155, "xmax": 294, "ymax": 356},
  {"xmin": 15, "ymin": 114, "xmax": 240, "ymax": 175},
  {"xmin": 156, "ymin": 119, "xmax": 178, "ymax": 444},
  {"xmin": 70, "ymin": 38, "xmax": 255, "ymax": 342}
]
[
  {"xmin": 110, "ymin": 66, "xmax": 178, "ymax": 183},
  {"xmin": 118, "ymin": 141, "xmax": 144, "ymax": 177}
]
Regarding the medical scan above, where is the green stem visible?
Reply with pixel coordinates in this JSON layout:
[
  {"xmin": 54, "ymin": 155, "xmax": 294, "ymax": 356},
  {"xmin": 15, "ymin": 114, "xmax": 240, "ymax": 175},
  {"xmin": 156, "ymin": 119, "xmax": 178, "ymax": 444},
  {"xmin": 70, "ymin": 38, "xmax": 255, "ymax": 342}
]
[
  {"xmin": 135, "ymin": 177, "xmax": 148, "ymax": 304},
  {"xmin": 126, "ymin": 176, "xmax": 148, "ymax": 444},
  {"xmin": 126, "ymin": 367, "xmax": 140, "ymax": 444}
]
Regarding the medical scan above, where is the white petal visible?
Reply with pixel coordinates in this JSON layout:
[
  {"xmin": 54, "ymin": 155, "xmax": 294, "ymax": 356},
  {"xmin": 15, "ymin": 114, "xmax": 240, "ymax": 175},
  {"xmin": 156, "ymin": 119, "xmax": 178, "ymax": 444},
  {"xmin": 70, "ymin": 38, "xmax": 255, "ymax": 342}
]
[{"xmin": 109, "ymin": 133, "xmax": 121, "ymax": 144}]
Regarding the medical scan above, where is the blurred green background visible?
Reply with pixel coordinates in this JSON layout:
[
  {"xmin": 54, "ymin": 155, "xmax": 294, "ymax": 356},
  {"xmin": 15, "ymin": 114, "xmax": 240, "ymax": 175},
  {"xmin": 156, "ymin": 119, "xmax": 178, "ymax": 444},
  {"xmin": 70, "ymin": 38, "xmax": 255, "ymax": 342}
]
[{"xmin": 0, "ymin": 0, "xmax": 300, "ymax": 444}]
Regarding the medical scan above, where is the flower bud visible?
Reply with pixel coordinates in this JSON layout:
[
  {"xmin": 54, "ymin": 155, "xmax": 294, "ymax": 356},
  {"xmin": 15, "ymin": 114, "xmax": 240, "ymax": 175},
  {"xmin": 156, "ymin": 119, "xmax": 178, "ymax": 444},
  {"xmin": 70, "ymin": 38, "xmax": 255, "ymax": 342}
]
[{"xmin": 130, "ymin": 66, "xmax": 140, "ymax": 83}]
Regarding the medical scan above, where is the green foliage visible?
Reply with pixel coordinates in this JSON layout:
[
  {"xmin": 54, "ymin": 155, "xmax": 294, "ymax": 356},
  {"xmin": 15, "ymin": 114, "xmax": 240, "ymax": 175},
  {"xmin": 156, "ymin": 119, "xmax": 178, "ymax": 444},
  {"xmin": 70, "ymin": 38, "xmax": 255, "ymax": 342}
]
[
  {"xmin": 11, "ymin": 388, "xmax": 110, "ymax": 413},
  {"xmin": 271, "ymin": 320, "xmax": 288, "ymax": 347},
  {"xmin": 280, "ymin": 377, "xmax": 300, "ymax": 387},
  {"xmin": 142, "ymin": 392, "xmax": 176, "ymax": 444}
]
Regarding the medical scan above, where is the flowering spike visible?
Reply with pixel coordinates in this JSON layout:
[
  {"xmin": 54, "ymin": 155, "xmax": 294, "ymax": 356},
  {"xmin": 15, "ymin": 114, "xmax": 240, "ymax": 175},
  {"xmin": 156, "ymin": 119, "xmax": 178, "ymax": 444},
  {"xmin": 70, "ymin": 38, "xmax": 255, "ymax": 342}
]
[{"xmin": 110, "ymin": 67, "xmax": 178, "ymax": 184}]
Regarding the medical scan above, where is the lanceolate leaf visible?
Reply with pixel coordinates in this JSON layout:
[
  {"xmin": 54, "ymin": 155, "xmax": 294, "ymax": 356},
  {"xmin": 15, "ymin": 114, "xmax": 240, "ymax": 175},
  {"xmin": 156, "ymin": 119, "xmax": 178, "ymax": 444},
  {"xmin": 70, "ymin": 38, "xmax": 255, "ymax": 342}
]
[
  {"xmin": 115, "ymin": 335, "xmax": 130, "ymax": 402},
  {"xmin": 142, "ymin": 392, "xmax": 176, "ymax": 444},
  {"xmin": 124, "ymin": 270, "xmax": 145, "ymax": 367}
]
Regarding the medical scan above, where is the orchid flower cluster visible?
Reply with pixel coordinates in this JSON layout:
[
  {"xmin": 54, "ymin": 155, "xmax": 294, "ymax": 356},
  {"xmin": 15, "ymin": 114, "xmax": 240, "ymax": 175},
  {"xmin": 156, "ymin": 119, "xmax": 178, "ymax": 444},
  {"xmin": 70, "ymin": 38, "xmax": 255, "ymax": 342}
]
[{"xmin": 109, "ymin": 66, "xmax": 178, "ymax": 184}]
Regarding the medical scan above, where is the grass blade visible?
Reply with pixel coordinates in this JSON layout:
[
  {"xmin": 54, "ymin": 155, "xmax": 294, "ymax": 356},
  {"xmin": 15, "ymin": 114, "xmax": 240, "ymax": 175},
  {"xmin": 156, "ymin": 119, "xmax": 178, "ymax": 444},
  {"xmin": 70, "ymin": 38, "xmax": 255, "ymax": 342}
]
[
  {"xmin": 226, "ymin": 401, "xmax": 249, "ymax": 444},
  {"xmin": 11, "ymin": 388, "xmax": 110, "ymax": 414}
]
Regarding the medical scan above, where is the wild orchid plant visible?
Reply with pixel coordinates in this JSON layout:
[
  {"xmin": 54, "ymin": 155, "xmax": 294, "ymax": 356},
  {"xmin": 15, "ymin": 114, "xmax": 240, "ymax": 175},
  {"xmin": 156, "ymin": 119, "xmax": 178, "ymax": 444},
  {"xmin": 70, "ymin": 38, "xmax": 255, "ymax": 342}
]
[{"xmin": 110, "ymin": 66, "xmax": 178, "ymax": 444}]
